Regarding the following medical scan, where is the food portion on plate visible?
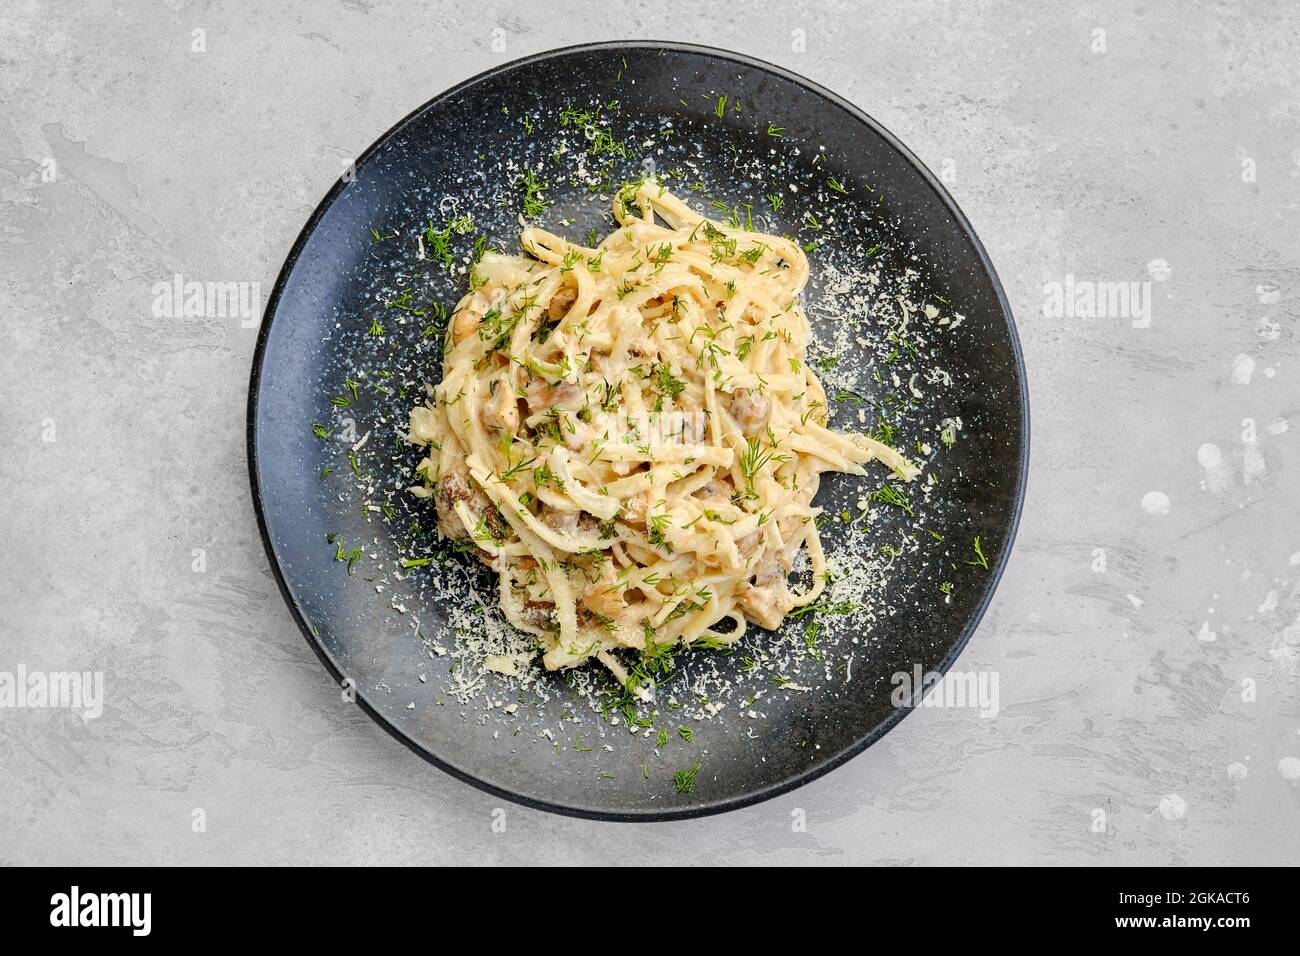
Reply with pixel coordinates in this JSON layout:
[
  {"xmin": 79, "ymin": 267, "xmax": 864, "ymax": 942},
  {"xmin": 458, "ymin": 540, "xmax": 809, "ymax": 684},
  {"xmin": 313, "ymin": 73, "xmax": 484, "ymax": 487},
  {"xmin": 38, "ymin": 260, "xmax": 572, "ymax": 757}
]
[
  {"xmin": 254, "ymin": 45, "xmax": 1022, "ymax": 815},
  {"xmin": 407, "ymin": 180, "xmax": 918, "ymax": 696}
]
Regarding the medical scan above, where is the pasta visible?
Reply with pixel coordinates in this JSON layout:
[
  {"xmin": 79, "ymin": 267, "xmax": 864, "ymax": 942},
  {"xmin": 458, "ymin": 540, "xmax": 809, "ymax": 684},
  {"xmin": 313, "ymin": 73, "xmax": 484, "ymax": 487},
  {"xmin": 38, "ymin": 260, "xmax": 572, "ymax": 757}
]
[{"xmin": 407, "ymin": 180, "xmax": 917, "ymax": 690}]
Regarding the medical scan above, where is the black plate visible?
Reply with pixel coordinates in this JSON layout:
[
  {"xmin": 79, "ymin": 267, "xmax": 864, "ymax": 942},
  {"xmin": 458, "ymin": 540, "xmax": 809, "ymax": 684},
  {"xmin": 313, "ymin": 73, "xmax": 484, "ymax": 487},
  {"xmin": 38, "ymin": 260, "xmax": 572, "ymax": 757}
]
[{"xmin": 248, "ymin": 42, "xmax": 1028, "ymax": 820}]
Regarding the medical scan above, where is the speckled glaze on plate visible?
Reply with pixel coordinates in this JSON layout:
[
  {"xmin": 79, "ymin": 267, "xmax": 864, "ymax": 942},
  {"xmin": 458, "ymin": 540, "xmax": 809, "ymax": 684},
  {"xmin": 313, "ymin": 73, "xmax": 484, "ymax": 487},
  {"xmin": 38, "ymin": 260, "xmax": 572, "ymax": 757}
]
[{"xmin": 248, "ymin": 41, "xmax": 1028, "ymax": 820}]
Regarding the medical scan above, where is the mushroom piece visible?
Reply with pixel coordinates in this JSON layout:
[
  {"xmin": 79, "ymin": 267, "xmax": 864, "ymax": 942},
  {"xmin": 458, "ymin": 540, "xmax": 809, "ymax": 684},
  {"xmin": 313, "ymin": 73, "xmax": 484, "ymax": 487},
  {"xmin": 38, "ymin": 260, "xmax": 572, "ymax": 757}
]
[
  {"xmin": 451, "ymin": 291, "xmax": 491, "ymax": 344},
  {"xmin": 729, "ymin": 387, "xmax": 770, "ymax": 438},
  {"xmin": 524, "ymin": 375, "xmax": 583, "ymax": 414},
  {"xmin": 435, "ymin": 471, "xmax": 501, "ymax": 542},
  {"xmin": 547, "ymin": 283, "xmax": 577, "ymax": 322},
  {"xmin": 737, "ymin": 553, "xmax": 794, "ymax": 630},
  {"xmin": 482, "ymin": 374, "xmax": 520, "ymax": 432}
]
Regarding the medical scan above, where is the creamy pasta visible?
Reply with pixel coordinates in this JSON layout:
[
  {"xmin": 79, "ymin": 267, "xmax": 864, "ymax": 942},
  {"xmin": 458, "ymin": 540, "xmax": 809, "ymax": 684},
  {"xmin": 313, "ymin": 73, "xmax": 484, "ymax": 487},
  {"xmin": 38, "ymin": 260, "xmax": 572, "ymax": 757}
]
[{"xmin": 407, "ymin": 180, "xmax": 916, "ymax": 692}]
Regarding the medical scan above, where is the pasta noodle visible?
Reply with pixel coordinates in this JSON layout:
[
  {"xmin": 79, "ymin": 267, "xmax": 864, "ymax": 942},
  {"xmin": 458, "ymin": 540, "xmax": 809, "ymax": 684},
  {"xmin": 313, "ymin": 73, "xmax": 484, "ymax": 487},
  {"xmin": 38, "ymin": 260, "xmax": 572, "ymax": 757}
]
[{"xmin": 407, "ymin": 180, "xmax": 917, "ymax": 687}]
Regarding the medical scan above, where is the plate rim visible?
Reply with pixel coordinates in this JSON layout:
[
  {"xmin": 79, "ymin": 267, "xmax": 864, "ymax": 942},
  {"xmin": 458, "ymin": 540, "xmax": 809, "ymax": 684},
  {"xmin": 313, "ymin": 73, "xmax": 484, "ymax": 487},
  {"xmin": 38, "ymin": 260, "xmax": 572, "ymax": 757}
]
[{"xmin": 247, "ymin": 39, "xmax": 1031, "ymax": 822}]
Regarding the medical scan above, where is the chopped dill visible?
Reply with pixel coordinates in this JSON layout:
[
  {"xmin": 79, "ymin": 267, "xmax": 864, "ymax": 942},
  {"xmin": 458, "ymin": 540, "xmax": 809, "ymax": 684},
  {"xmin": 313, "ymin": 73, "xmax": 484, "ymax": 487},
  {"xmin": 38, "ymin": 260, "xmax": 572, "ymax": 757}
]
[
  {"xmin": 674, "ymin": 763, "xmax": 702, "ymax": 794},
  {"xmin": 516, "ymin": 169, "xmax": 550, "ymax": 217}
]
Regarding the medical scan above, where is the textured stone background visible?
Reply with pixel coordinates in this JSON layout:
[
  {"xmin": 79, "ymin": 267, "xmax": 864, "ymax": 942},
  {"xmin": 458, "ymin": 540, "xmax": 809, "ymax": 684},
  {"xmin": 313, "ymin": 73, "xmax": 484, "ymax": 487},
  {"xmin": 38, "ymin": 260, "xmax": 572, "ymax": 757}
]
[{"xmin": 1, "ymin": 0, "xmax": 1297, "ymax": 865}]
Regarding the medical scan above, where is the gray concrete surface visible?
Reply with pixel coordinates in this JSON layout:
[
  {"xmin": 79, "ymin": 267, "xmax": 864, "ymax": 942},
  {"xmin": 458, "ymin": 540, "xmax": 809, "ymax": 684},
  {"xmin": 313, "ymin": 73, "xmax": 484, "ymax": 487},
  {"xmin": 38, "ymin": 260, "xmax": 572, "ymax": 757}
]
[{"xmin": 2, "ymin": 0, "xmax": 1298, "ymax": 865}]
